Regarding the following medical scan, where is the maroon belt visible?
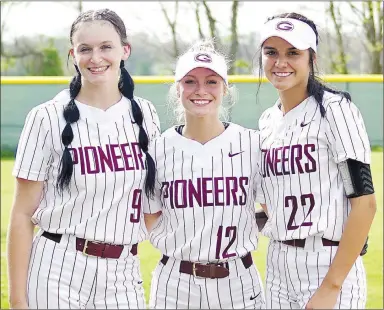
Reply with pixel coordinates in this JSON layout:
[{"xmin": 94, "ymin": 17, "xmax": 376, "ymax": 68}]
[
  {"xmin": 280, "ymin": 238, "xmax": 339, "ymax": 248},
  {"xmin": 42, "ymin": 231, "xmax": 137, "ymax": 259},
  {"xmin": 161, "ymin": 252, "xmax": 253, "ymax": 279}
]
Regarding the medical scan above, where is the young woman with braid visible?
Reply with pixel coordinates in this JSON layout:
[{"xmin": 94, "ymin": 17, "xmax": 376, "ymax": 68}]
[
  {"xmin": 7, "ymin": 9, "xmax": 160, "ymax": 309},
  {"xmin": 255, "ymin": 12, "xmax": 376, "ymax": 309}
]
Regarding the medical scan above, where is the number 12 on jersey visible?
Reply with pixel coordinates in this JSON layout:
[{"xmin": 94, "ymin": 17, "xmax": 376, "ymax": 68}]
[{"xmin": 215, "ymin": 225, "xmax": 237, "ymax": 259}]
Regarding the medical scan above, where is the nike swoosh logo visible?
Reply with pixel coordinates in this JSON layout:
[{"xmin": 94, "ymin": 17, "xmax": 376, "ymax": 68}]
[
  {"xmin": 250, "ymin": 292, "xmax": 260, "ymax": 301},
  {"xmin": 228, "ymin": 151, "xmax": 244, "ymax": 157},
  {"xmin": 300, "ymin": 120, "xmax": 313, "ymax": 127}
]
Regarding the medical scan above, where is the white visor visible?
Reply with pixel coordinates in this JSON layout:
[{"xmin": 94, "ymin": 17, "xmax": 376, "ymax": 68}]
[
  {"xmin": 175, "ymin": 51, "xmax": 228, "ymax": 85},
  {"xmin": 260, "ymin": 18, "xmax": 317, "ymax": 52}
]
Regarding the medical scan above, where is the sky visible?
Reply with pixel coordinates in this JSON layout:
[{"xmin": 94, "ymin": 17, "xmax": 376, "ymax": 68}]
[{"xmin": 1, "ymin": 1, "xmax": 338, "ymax": 43}]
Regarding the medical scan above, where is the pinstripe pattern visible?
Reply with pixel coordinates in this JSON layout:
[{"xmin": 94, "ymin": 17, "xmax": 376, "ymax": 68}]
[
  {"xmin": 144, "ymin": 123, "xmax": 261, "ymax": 263},
  {"xmin": 259, "ymin": 92, "xmax": 370, "ymax": 309},
  {"xmin": 14, "ymin": 89, "xmax": 160, "ymax": 309},
  {"xmin": 144, "ymin": 123, "xmax": 265, "ymax": 308},
  {"xmin": 259, "ymin": 92, "xmax": 371, "ymax": 242},
  {"xmin": 27, "ymin": 232, "xmax": 146, "ymax": 309},
  {"xmin": 149, "ymin": 256, "xmax": 266, "ymax": 309},
  {"xmin": 265, "ymin": 240, "xmax": 366, "ymax": 309},
  {"xmin": 13, "ymin": 89, "xmax": 160, "ymax": 244}
]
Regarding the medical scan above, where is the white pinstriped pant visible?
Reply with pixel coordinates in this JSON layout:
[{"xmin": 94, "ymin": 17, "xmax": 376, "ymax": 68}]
[
  {"xmin": 265, "ymin": 238, "xmax": 367, "ymax": 309},
  {"xmin": 149, "ymin": 254, "xmax": 266, "ymax": 309},
  {"xmin": 27, "ymin": 230, "xmax": 145, "ymax": 309}
]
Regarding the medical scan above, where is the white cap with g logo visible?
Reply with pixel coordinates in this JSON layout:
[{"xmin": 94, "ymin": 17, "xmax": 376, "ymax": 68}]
[
  {"xmin": 175, "ymin": 51, "xmax": 228, "ymax": 85},
  {"xmin": 259, "ymin": 18, "xmax": 317, "ymax": 52}
]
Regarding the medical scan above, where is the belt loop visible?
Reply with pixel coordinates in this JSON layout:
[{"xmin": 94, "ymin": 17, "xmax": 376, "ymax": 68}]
[
  {"xmin": 161, "ymin": 255, "xmax": 169, "ymax": 265},
  {"xmin": 130, "ymin": 243, "xmax": 138, "ymax": 256}
]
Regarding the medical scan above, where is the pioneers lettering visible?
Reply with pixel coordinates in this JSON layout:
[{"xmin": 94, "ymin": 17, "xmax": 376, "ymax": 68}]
[
  {"xmin": 161, "ymin": 176, "xmax": 249, "ymax": 208},
  {"xmin": 69, "ymin": 142, "xmax": 145, "ymax": 175},
  {"xmin": 261, "ymin": 144, "xmax": 317, "ymax": 177}
]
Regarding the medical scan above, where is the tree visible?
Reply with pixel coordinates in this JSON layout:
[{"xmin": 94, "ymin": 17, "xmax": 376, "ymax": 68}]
[
  {"xmin": 1, "ymin": 56, "xmax": 16, "ymax": 75},
  {"xmin": 56, "ymin": 1, "xmax": 83, "ymax": 14},
  {"xmin": 77, "ymin": 0, "xmax": 83, "ymax": 13},
  {"xmin": 159, "ymin": 1, "xmax": 180, "ymax": 59},
  {"xmin": 1, "ymin": 2, "xmax": 35, "ymax": 63},
  {"xmin": 159, "ymin": 0, "xmax": 241, "ymax": 74},
  {"xmin": 194, "ymin": 2, "xmax": 205, "ymax": 40},
  {"xmin": 202, "ymin": 0, "xmax": 221, "ymax": 47},
  {"xmin": 349, "ymin": 1, "xmax": 383, "ymax": 73},
  {"xmin": 326, "ymin": 1, "xmax": 383, "ymax": 74},
  {"xmin": 327, "ymin": 1, "xmax": 349, "ymax": 74},
  {"xmin": 25, "ymin": 40, "xmax": 64, "ymax": 76},
  {"xmin": 228, "ymin": 0, "xmax": 240, "ymax": 74}
]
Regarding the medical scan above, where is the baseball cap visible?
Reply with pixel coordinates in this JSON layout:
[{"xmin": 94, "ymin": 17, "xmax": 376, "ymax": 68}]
[
  {"xmin": 259, "ymin": 18, "xmax": 317, "ymax": 53},
  {"xmin": 175, "ymin": 51, "xmax": 228, "ymax": 85}
]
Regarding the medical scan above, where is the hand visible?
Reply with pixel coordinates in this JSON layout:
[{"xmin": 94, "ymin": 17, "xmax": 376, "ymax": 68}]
[{"xmin": 305, "ymin": 282, "xmax": 340, "ymax": 309}]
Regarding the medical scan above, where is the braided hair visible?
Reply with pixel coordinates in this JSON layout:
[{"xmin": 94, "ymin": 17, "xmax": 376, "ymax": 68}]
[
  {"xmin": 118, "ymin": 60, "xmax": 156, "ymax": 198},
  {"xmin": 57, "ymin": 9, "xmax": 156, "ymax": 198},
  {"xmin": 57, "ymin": 66, "xmax": 81, "ymax": 191},
  {"xmin": 256, "ymin": 12, "xmax": 351, "ymax": 117}
]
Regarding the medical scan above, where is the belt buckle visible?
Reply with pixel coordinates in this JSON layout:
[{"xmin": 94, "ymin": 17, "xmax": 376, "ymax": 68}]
[
  {"xmin": 192, "ymin": 262, "xmax": 198, "ymax": 277},
  {"xmin": 192, "ymin": 262, "xmax": 205, "ymax": 279},
  {"xmin": 82, "ymin": 239, "xmax": 90, "ymax": 256}
]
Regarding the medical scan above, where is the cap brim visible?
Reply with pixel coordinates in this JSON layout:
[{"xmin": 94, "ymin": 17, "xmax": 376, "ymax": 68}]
[
  {"xmin": 175, "ymin": 51, "xmax": 229, "ymax": 84},
  {"xmin": 176, "ymin": 65, "xmax": 228, "ymax": 84},
  {"xmin": 178, "ymin": 65, "xmax": 225, "ymax": 81},
  {"xmin": 261, "ymin": 32, "xmax": 310, "ymax": 50}
]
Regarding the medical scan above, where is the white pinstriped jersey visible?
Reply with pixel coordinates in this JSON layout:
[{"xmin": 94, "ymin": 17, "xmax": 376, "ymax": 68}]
[
  {"xmin": 143, "ymin": 123, "xmax": 264, "ymax": 263},
  {"xmin": 13, "ymin": 89, "xmax": 160, "ymax": 245},
  {"xmin": 259, "ymin": 91, "xmax": 371, "ymax": 241}
]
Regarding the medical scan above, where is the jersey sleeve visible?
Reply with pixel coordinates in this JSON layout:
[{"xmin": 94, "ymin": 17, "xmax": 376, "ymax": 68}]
[
  {"xmin": 325, "ymin": 98, "xmax": 371, "ymax": 164},
  {"xmin": 143, "ymin": 191, "xmax": 163, "ymax": 214},
  {"xmin": 250, "ymin": 129, "xmax": 266, "ymax": 204},
  {"xmin": 143, "ymin": 138, "xmax": 163, "ymax": 214},
  {"xmin": 135, "ymin": 97, "xmax": 161, "ymax": 145},
  {"xmin": 254, "ymin": 175, "xmax": 266, "ymax": 204},
  {"xmin": 258, "ymin": 107, "xmax": 273, "ymax": 131},
  {"xmin": 254, "ymin": 150, "xmax": 266, "ymax": 204},
  {"xmin": 149, "ymin": 103, "xmax": 161, "ymax": 142},
  {"xmin": 12, "ymin": 106, "xmax": 52, "ymax": 181}
]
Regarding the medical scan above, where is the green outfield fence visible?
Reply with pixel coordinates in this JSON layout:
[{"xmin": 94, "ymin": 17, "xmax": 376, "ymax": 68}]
[{"xmin": 1, "ymin": 75, "xmax": 383, "ymax": 155}]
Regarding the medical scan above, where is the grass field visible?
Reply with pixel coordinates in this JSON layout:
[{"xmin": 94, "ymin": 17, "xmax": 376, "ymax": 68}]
[{"xmin": 1, "ymin": 153, "xmax": 383, "ymax": 309}]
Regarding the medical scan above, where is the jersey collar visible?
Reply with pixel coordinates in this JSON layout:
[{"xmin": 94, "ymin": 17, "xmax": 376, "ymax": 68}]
[
  {"xmin": 274, "ymin": 96, "xmax": 314, "ymax": 124},
  {"xmin": 53, "ymin": 89, "xmax": 130, "ymax": 123},
  {"xmin": 164, "ymin": 122, "xmax": 239, "ymax": 154}
]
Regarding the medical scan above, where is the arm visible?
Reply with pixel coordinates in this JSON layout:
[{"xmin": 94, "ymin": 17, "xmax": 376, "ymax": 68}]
[
  {"xmin": 144, "ymin": 211, "xmax": 162, "ymax": 232},
  {"xmin": 322, "ymin": 99, "xmax": 375, "ymax": 287},
  {"xmin": 7, "ymin": 178, "xmax": 44, "ymax": 309},
  {"xmin": 322, "ymin": 194, "xmax": 376, "ymax": 288},
  {"xmin": 252, "ymin": 130, "xmax": 269, "ymax": 229},
  {"xmin": 307, "ymin": 98, "xmax": 375, "ymax": 309},
  {"xmin": 306, "ymin": 194, "xmax": 376, "ymax": 309},
  {"xmin": 260, "ymin": 203, "xmax": 268, "ymax": 215}
]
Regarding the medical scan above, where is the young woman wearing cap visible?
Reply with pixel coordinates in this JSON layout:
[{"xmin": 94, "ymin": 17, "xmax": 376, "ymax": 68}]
[
  {"xmin": 143, "ymin": 39, "xmax": 266, "ymax": 309},
  {"xmin": 256, "ymin": 12, "xmax": 376, "ymax": 309},
  {"xmin": 7, "ymin": 9, "xmax": 160, "ymax": 309}
]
